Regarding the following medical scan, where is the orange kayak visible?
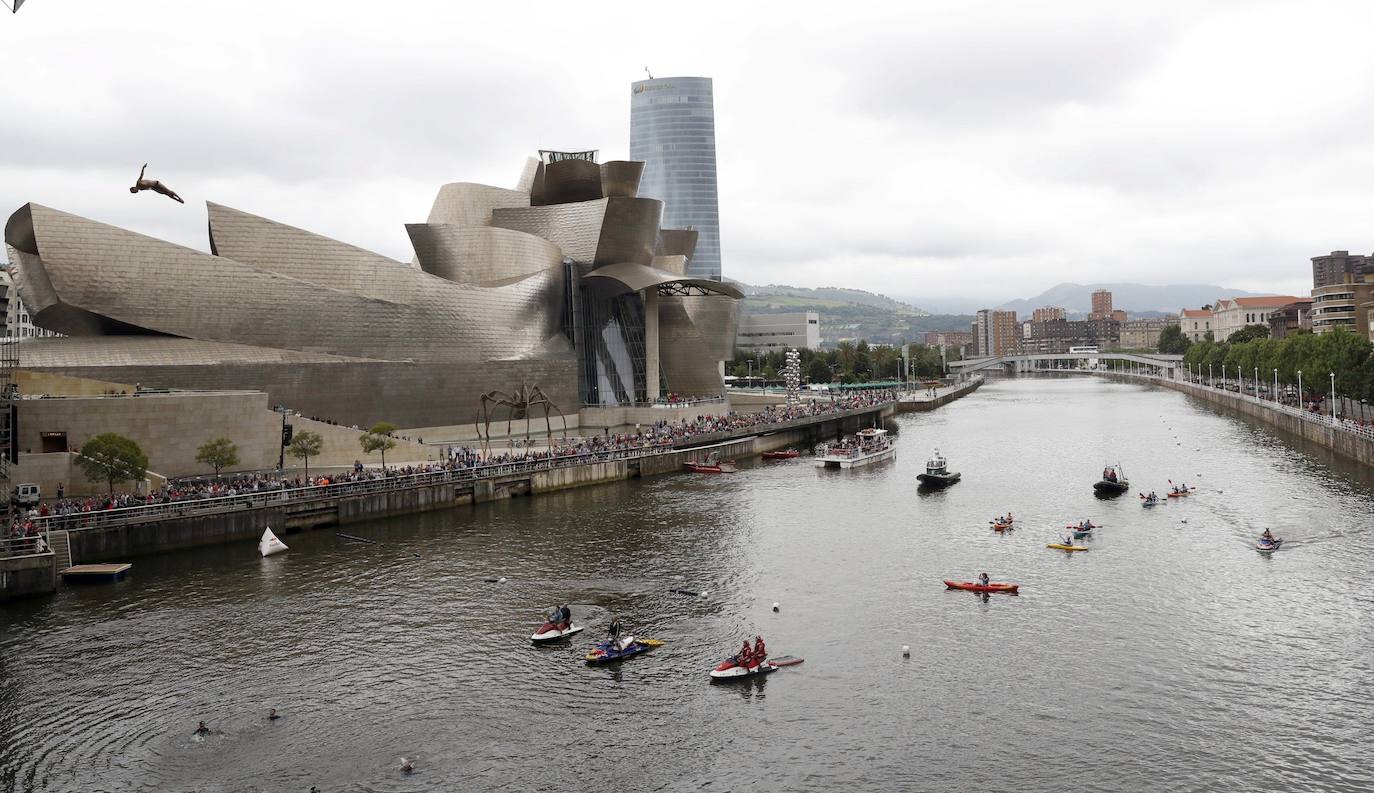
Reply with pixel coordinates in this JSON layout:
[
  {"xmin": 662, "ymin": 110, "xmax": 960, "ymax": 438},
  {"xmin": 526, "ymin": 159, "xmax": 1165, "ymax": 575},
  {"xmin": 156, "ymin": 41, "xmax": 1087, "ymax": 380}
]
[{"xmin": 944, "ymin": 580, "xmax": 1019, "ymax": 594}]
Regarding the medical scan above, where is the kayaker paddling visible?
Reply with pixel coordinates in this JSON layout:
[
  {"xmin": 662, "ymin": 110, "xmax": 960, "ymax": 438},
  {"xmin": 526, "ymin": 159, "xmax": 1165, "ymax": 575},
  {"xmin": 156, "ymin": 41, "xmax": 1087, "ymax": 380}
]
[{"xmin": 978, "ymin": 572, "xmax": 990, "ymax": 587}]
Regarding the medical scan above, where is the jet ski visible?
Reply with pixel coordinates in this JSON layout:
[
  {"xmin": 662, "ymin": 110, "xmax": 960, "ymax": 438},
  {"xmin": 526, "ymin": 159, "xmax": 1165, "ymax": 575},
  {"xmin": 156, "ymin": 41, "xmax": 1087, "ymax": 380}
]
[
  {"xmin": 709, "ymin": 656, "xmax": 779, "ymax": 680},
  {"xmin": 584, "ymin": 637, "xmax": 663, "ymax": 665},
  {"xmin": 1256, "ymin": 537, "xmax": 1282, "ymax": 553},
  {"xmin": 531, "ymin": 618, "xmax": 584, "ymax": 643}
]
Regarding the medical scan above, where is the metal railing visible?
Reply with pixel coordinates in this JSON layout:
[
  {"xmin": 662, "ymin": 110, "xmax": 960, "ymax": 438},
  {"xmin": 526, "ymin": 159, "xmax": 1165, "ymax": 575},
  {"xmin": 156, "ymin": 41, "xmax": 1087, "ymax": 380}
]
[
  {"xmin": 22, "ymin": 401, "xmax": 895, "ymax": 535},
  {"xmin": 0, "ymin": 533, "xmax": 51, "ymax": 559},
  {"xmin": 1111, "ymin": 371, "xmax": 1374, "ymax": 442}
]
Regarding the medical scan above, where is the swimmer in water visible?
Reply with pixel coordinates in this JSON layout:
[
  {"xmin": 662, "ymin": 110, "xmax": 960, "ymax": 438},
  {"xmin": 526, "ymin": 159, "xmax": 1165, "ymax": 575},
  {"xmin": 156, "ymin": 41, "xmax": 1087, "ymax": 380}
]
[
  {"xmin": 268, "ymin": 708, "xmax": 280, "ymax": 720},
  {"xmin": 194, "ymin": 721, "xmax": 210, "ymax": 736},
  {"xmin": 400, "ymin": 757, "xmax": 415, "ymax": 774}
]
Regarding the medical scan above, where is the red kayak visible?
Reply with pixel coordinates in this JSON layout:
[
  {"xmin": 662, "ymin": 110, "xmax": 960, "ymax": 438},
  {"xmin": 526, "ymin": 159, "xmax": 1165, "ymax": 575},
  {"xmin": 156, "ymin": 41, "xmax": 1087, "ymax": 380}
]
[
  {"xmin": 944, "ymin": 580, "xmax": 1019, "ymax": 594},
  {"xmin": 684, "ymin": 459, "xmax": 737, "ymax": 474}
]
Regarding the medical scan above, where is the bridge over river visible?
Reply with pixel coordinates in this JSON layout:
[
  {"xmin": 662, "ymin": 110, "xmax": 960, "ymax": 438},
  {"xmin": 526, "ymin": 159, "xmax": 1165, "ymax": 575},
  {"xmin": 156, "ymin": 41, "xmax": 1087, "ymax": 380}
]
[{"xmin": 950, "ymin": 351, "xmax": 1183, "ymax": 376}]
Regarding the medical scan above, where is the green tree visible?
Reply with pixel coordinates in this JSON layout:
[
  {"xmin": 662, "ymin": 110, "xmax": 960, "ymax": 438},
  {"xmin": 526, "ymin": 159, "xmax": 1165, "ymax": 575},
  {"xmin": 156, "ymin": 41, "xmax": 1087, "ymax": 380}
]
[
  {"xmin": 75, "ymin": 433, "xmax": 149, "ymax": 494},
  {"xmin": 194, "ymin": 437, "xmax": 240, "ymax": 476},
  {"xmin": 1157, "ymin": 325, "xmax": 1191, "ymax": 354},
  {"xmin": 287, "ymin": 430, "xmax": 324, "ymax": 479},
  {"xmin": 806, "ymin": 357, "xmax": 832, "ymax": 384},
  {"xmin": 359, "ymin": 422, "xmax": 399, "ymax": 472},
  {"xmin": 1228, "ymin": 324, "xmax": 1270, "ymax": 345}
]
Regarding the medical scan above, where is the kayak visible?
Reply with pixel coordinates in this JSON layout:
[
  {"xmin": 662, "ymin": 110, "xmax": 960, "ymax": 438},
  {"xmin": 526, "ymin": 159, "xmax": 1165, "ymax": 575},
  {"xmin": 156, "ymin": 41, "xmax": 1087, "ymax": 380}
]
[
  {"xmin": 531, "ymin": 620, "xmax": 584, "ymax": 643},
  {"xmin": 585, "ymin": 637, "xmax": 663, "ymax": 665},
  {"xmin": 1046, "ymin": 543, "xmax": 1089, "ymax": 552},
  {"xmin": 944, "ymin": 580, "xmax": 1019, "ymax": 594},
  {"xmin": 1167, "ymin": 491, "xmax": 1190, "ymax": 498},
  {"xmin": 1072, "ymin": 529, "xmax": 1093, "ymax": 539},
  {"xmin": 1064, "ymin": 523, "xmax": 1101, "ymax": 530},
  {"xmin": 1256, "ymin": 538, "xmax": 1282, "ymax": 552},
  {"xmin": 258, "ymin": 527, "xmax": 288, "ymax": 557},
  {"xmin": 992, "ymin": 522, "xmax": 1013, "ymax": 532},
  {"xmin": 685, "ymin": 460, "xmax": 737, "ymax": 474},
  {"xmin": 1141, "ymin": 499, "xmax": 1161, "ymax": 508}
]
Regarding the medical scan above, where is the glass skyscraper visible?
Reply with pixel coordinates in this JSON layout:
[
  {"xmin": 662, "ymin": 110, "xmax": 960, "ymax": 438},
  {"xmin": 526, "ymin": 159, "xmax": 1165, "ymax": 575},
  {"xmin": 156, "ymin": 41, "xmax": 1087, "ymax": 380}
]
[{"xmin": 630, "ymin": 76, "xmax": 722, "ymax": 281}]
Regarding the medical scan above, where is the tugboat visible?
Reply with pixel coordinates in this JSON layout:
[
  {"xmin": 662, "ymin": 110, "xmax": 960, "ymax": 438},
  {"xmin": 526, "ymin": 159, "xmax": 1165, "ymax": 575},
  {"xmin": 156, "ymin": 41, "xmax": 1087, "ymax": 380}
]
[
  {"xmin": 1093, "ymin": 463, "xmax": 1130, "ymax": 496},
  {"xmin": 813, "ymin": 427, "xmax": 895, "ymax": 470},
  {"xmin": 916, "ymin": 449, "xmax": 961, "ymax": 488}
]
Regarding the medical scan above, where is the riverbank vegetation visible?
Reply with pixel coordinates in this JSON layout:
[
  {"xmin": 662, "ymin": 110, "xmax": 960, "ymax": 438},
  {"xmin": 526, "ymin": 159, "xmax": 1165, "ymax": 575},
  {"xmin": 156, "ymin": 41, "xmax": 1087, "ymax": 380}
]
[{"xmin": 1180, "ymin": 326, "xmax": 1374, "ymax": 399}]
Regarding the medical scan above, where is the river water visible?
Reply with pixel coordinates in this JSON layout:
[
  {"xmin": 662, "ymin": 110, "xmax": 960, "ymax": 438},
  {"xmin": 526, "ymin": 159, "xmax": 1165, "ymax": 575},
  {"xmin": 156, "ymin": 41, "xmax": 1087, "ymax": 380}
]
[{"xmin": 2, "ymin": 376, "xmax": 1373, "ymax": 793}]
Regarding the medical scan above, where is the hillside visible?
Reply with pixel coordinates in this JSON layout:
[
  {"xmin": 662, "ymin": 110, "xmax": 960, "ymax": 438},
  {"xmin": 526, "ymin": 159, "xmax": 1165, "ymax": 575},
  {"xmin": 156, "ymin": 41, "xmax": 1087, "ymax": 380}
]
[
  {"xmin": 995, "ymin": 282, "xmax": 1260, "ymax": 315},
  {"xmin": 734, "ymin": 282, "xmax": 969, "ymax": 346}
]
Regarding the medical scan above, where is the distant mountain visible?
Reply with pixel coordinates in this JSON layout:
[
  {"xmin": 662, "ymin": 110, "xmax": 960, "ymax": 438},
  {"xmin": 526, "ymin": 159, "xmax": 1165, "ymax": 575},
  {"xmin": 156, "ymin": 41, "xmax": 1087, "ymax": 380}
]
[
  {"xmin": 993, "ymin": 283, "xmax": 1262, "ymax": 316},
  {"xmin": 733, "ymin": 282, "xmax": 929, "ymax": 316}
]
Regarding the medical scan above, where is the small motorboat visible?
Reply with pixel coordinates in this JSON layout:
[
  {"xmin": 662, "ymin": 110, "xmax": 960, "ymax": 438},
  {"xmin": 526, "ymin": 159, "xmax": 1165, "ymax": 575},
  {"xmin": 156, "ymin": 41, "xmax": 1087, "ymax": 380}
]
[
  {"xmin": 531, "ymin": 619, "xmax": 584, "ymax": 644},
  {"xmin": 762, "ymin": 448, "xmax": 800, "ymax": 460},
  {"xmin": 1256, "ymin": 537, "xmax": 1282, "ymax": 553},
  {"xmin": 684, "ymin": 454, "xmax": 737, "ymax": 474},
  {"xmin": 1046, "ymin": 543, "xmax": 1090, "ymax": 552},
  {"xmin": 258, "ymin": 527, "xmax": 288, "ymax": 557},
  {"xmin": 585, "ymin": 637, "xmax": 663, "ymax": 665},
  {"xmin": 944, "ymin": 580, "xmax": 1019, "ymax": 594},
  {"xmin": 917, "ymin": 449, "xmax": 961, "ymax": 488},
  {"xmin": 1093, "ymin": 463, "xmax": 1130, "ymax": 496}
]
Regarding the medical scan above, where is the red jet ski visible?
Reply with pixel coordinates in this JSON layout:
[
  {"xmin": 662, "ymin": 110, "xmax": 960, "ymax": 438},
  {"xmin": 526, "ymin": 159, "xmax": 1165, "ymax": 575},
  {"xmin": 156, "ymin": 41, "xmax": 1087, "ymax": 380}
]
[{"xmin": 531, "ymin": 617, "xmax": 584, "ymax": 643}]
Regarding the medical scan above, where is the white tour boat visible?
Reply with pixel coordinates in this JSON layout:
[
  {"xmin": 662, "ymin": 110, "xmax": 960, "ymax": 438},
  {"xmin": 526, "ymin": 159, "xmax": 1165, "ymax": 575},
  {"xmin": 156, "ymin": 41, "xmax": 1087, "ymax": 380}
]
[{"xmin": 813, "ymin": 427, "xmax": 895, "ymax": 469}]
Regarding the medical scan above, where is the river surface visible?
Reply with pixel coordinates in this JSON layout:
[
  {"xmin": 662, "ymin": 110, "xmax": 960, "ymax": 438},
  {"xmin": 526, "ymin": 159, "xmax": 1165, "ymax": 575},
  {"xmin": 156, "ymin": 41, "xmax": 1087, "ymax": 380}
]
[{"xmin": 3, "ymin": 376, "xmax": 1373, "ymax": 793}]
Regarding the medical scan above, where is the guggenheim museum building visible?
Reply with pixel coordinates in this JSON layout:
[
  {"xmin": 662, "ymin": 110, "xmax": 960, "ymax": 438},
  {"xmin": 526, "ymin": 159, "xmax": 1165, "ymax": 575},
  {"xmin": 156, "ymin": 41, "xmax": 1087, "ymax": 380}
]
[{"xmin": 2, "ymin": 150, "xmax": 741, "ymax": 429}]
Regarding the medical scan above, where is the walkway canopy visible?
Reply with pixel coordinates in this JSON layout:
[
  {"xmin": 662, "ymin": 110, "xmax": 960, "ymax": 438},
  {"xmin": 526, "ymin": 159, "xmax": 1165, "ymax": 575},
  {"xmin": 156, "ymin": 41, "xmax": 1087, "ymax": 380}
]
[{"xmin": 583, "ymin": 262, "xmax": 743, "ymax": 299}]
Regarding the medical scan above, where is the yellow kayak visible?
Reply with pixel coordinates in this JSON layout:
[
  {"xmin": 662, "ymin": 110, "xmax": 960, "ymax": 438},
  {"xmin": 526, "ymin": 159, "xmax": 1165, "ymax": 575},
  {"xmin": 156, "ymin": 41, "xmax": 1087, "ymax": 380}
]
[{"xmin": 1046, "ymin": 543, "xmax": 1089, "ymax": 552}]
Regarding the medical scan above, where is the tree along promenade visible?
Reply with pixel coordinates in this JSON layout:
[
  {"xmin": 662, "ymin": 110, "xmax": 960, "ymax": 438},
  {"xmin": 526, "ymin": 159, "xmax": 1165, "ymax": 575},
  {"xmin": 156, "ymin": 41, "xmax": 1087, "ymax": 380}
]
[{"xmin": 1104, "ymin": 370, "xmax": 1374, "ymax": 464}]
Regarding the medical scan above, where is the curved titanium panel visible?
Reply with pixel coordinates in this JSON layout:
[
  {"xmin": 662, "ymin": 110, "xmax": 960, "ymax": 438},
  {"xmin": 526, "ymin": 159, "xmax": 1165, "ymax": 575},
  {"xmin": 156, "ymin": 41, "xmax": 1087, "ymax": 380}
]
[
  {"xmin": 207, "ymin": 203, "xmax": 414, "ymax": 303},
  {"xmin": 426, "ymin": 183, "xmax": 529, "ymax": 226},
  {"xmin": 679, "ymin": 294, "xmax": 740, "ymax": 360},
  {"xmin": 537, "ymin": 159, "xmax": 603, "ymax": 205},
  {"xmin": 406, "ymin": 224, "xmax": 563, "ymax": 285},
  {"xmin": 515, "ymin": 156, "xmax": 540, "ymax": 194},
  {"xmin": 651, "ymin": 255, "xmax": 687, "ymax": 275},
  {"xmin": 492, "ymin": 200, "xmax": 608, "ymax": 263},
  {"xmin": 657, "ymin": 295, "xmax": 729, "ymax": 397},
  {"xmin": 583, "ymin": 262, "xmax": 743, "ymax": 299},
  {"xmin": 600, "ymin": 161, "xmax": 644, "ymax": 198},
  {"xmin": 594, "ymin": 197, "xmax": 662, "ymax": 266},
  {"xmin": 655, "ymin": 228, "xmax": 698, "ymax": 262}
]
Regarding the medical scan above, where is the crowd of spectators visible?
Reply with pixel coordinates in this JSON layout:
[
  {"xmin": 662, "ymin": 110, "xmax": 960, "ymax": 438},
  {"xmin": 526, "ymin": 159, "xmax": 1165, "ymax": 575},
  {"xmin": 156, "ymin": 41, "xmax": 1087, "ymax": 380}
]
[{"xmin": 6, "ymin": 390, "xmax": 895, "ymax": 538}]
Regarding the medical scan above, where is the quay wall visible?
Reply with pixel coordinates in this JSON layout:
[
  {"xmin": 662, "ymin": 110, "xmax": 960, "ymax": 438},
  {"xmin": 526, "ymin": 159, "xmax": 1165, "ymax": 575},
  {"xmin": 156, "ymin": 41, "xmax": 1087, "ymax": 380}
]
[
  {"xmin": 896, "ymin": 378, "xmax": 983, "ymax": 413},
  {"xmin": 52, "ymin": 403, "xmax": 906, "ymax": 566},
  {"xmin": 1106, "ymin": 373, "xmax": 1374, "ymax": 467},
  {"xmin": 0, "ymin": 553, "xmax": 56, "ymax": 601}
]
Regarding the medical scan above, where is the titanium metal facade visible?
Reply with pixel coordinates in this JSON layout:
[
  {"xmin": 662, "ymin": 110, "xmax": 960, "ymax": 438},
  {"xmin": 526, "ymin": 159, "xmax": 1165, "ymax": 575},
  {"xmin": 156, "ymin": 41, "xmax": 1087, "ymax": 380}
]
[
  {"xmin": 630, "ymin": 76, "xmax": 723, "ymax": 281},
  {"xmin": 4, "ymin": 149, "xmax": 741, "ymax": 427}
]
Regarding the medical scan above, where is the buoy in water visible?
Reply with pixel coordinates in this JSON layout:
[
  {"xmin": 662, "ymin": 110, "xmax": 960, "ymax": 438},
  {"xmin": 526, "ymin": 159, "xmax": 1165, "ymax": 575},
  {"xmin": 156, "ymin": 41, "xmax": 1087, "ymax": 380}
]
[
  {"xmin": 902, "ymin": 645, "xmax": 911, "ymax": 658},
  {"xmin": 772, "ymin": 602, "xmax": 780, "ymax": 612}
]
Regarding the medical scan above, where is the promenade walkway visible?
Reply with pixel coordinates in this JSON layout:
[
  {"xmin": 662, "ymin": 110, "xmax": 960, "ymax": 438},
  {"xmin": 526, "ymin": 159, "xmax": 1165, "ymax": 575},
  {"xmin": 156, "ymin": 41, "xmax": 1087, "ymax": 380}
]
[{"xmin": 4, "ymin": 399, "xmax": 896, "ymax": 552}]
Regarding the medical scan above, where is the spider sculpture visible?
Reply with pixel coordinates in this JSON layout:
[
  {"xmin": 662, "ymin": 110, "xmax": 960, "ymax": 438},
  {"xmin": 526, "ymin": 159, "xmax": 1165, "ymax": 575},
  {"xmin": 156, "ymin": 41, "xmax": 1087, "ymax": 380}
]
[{"xmin": 477, "ymin": 384, "xmax": 566, "ymax": 456}]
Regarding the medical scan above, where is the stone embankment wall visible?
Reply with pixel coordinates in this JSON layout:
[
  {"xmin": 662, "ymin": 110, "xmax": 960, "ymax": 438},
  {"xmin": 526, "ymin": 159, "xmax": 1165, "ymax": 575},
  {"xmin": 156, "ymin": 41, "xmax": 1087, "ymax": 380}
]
[
  {"xmin": 1108, "ymin": 373, "xmax": 1374, "ymax": 467},
  {"xmin": 896, "ymin": 378, "xmax": 983, "ymax": 413},
  {"xmin": 0, "ymin": 553, "xmax": 56, "ymax": 600}
]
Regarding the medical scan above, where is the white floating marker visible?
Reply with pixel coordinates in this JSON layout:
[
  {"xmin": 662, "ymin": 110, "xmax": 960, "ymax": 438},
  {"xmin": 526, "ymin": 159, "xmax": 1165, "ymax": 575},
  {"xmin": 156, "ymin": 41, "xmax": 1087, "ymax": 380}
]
[{"xmin": 497, "ymin": 577, "xmax": 507, "ymax": 584}]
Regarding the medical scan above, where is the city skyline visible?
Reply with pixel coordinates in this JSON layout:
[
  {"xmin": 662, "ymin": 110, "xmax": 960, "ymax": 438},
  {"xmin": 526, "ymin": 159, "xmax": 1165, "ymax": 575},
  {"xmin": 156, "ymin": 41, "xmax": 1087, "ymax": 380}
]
[{"xmin": 4, "ymin": 1, "xmax": 1374, "ymax": 304}]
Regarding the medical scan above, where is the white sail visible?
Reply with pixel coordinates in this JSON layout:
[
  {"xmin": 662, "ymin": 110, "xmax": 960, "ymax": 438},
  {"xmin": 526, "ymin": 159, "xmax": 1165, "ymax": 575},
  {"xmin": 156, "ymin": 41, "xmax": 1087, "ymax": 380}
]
[{"xmin": 259, "ymin": 526, "xmax": 288, "ymax": 557}]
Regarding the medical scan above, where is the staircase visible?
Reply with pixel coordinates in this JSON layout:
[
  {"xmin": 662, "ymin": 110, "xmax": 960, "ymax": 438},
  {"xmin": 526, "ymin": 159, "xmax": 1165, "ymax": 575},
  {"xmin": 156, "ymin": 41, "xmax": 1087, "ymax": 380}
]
[{"xmin": 48, "ymin": 530, "xmax": 72, "ymax": 572}]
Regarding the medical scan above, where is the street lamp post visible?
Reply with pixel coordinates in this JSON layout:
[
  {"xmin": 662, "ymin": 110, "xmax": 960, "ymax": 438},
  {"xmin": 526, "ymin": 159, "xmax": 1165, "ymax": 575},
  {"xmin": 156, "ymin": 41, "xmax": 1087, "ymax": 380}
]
[
  {"xmin": 1254, "ymin": 367, "xmax": 1258, "ymax": 400},
  {"xmin": 1298, "ymin": 370, "xmax": 1303, "ymax": 410},
  {"xmin": 1209, "ymin": 363, "xmax": 1214, "ymax": 388},
  {"xmin": 1272, "ymin": 368, "xmax": 1278, "ymax": 404}
]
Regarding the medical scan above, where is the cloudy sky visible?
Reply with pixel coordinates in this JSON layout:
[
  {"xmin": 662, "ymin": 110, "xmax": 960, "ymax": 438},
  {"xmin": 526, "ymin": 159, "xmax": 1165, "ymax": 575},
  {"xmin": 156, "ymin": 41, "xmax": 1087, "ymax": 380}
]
[{"xmin": 3, "ymin": 0, "xmax": 1372, "ymax": 310}]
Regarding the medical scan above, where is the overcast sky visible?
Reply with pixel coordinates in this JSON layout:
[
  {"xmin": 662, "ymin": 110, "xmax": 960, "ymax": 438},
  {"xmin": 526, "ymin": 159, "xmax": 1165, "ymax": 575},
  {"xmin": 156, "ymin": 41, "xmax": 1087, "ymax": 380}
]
[{"xmin": 3, "ymin": 0, "xmax": 1371, "ymax": 309}]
